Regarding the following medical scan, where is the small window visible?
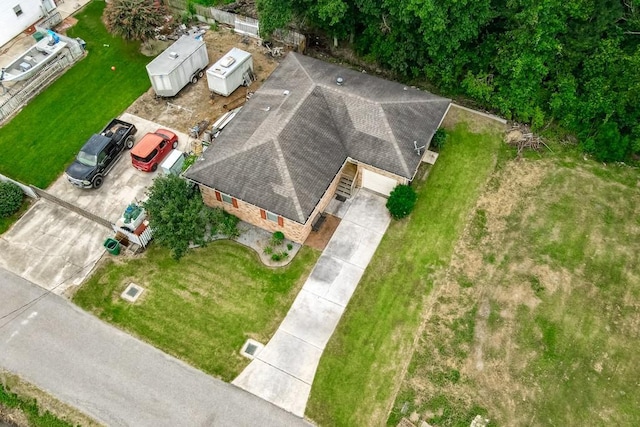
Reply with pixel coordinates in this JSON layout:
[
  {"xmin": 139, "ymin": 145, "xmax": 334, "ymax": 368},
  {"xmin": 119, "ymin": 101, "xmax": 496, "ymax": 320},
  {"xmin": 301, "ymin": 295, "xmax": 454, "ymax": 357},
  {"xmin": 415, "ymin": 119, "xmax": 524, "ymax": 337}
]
[
  {"xmin": 98, "ymin": 151, "xmax": 107, "ymax": 164},
  {"xmin": 266, "ymin": 211, "xmax": 278, "ymax": 222},
  {"xmin": 221, "ymin": 193, "xmax": 233, "ymax": 204},
  {"xmin": 13, "ymin": 5, "xmax": 23, "ymax": 17}
]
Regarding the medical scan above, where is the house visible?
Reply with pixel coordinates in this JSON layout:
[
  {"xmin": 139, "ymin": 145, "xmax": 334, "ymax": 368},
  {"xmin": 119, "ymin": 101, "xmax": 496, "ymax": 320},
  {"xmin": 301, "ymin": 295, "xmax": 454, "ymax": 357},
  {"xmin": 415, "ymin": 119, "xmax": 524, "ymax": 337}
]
[
  {"xmin": 0, "ymin": 0, "xmax": 57, "ymax": 47},
  {"xmin": 185, "ymin": 53, "xmax": 450, "ymax": 243}
]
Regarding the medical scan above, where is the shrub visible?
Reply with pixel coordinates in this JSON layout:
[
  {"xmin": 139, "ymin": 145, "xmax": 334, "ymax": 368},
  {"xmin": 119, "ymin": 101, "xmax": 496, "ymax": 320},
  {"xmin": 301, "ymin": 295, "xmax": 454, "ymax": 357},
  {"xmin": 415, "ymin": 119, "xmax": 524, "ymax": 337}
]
[
  {"xmin": 287, "ymin": 243, "xmax": 293, "ymax": 250},
  {"xmin": 271, "ymin": 231, "xmax": 285, "ymax": 246},
  {"xmin": 386, "ymin": 184, "xmax": 417, "ymax": 220},
  {"xmin": 263, "ymin": 246, "xmax": 273, "ymax": 255},
  {"xmin": 0, "ymin": 181, "xmax": 24, "ymax": 218},
  {"xmin": 431, "ymin": 128, "xmax": 447, "ymax": 150},
  {"xmin": 271, "ymin": 253, "xmax": 282, "ymax": 261}
]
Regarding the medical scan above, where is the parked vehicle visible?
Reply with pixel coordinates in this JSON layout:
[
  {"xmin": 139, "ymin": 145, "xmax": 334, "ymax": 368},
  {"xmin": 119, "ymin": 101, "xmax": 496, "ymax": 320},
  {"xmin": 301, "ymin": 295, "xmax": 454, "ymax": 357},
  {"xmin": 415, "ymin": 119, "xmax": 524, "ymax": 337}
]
[
  {"xmin": 146, "ymin": 35, "xmax": 209, "ymax": 97},
  {"xmin": 65, "ymin": 118, "xmax": 137, "ymax": 189},
  {"xmin": 131, "ymin": 129, "xmax": 178, "ymax": 172}
]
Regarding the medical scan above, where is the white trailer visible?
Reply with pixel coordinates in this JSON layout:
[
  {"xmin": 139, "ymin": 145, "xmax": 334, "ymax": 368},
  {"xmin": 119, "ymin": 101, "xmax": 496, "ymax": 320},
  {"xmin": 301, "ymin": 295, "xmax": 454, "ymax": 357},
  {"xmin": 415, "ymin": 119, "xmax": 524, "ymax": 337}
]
[
  {"xmin": 206, "ymin": 48, "xmax": 253, "ymax": 96},
  {"xmin": 146, "ymin": 35, "xmax": 209, "ymax": 97}
]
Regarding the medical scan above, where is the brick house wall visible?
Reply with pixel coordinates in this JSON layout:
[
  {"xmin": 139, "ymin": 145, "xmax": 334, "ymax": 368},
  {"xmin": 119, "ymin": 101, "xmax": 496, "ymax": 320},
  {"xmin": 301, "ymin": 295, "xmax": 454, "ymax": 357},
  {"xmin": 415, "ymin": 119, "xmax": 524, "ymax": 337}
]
[
  {"xmin": 198, "ymin": 160, "xmax": 408, "ymax": 244},
  {"xmin": 200, "ymin": 186, "xmax": 309, "ymax": 243}
]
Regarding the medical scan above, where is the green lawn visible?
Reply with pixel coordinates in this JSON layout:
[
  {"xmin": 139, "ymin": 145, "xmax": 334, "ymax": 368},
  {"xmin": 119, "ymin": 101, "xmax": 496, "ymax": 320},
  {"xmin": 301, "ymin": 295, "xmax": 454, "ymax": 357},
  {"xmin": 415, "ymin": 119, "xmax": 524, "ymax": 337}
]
[
  {"xmin": 385, "ymin": 142, "xmax": 640, "ymax": 424},
  {"xmin": 306, "ymin": 110, "xmax": 506, "ymax": 425},
  {"xmin": 73, "ymin": 241, "xmax": 319, "ymax": 381},
  {"xmin": 0, "ymin": 0, "xmax": 150, "ymax": 188}
]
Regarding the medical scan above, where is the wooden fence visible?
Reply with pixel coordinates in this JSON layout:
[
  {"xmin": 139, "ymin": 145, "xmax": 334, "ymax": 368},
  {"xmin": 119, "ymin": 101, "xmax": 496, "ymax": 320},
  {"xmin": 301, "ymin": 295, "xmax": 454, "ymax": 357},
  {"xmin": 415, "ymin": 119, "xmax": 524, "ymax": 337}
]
[{"xmin": 162, "ymin": 0, "xmax": 305, "ymax": 48}]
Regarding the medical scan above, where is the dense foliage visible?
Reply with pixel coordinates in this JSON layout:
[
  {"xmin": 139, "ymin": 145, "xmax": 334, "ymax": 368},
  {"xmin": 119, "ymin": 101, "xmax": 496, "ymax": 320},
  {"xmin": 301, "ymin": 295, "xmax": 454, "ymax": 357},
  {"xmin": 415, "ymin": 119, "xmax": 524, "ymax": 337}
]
[
  {"xmin": 104, "ymin": 0, "xmax": 168, "ymax": 42},
  {"xmin": 143, "ymin": 175, "xmax": 238, "ymax": 260},
  {"xmin": 386, "ymin": 184, "xmax": 417, "ymax": 219},
  {"xmin": 431, "ymin": 128, "xmax": 447, "ymax": 150},
  {"xmin": 257, "ymin": 0, "xmax": 640, "ymax": 161},
  {"xmin": 0, "ymin": 181, "xmax": 23, "ymax": 218}
]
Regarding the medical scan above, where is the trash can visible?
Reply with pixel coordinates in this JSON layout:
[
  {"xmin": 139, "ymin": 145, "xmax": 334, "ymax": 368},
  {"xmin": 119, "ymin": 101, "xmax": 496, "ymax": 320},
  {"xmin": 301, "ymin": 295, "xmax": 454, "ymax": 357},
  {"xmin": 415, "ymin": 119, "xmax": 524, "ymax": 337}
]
[
  {"xmin": 33, "ymin": 31, "xmax": 45, "ymax": 42},
  {"xmin": 104, "ymin": 238, "xmax": 120, "ymax": 255}
]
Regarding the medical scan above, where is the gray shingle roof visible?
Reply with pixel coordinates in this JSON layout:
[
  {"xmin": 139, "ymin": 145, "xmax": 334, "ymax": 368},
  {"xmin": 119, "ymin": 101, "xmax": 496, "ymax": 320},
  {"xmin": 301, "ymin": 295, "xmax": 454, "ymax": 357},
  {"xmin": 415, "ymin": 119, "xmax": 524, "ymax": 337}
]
[{"xmin": 185, "ymin": 53, "xmax": 450, "ymax": 224}]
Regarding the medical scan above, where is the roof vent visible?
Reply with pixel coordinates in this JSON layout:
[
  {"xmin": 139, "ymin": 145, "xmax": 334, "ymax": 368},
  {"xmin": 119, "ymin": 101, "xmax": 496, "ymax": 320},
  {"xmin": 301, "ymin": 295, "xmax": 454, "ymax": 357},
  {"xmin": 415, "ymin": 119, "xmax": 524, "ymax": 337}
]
[
  {"xmin": 169, "ymin": 52, "xmax": 179, "ymax": 59},
  {"xmin": 220, "ymin": 56, "xmax": 236, "ymax": 67},
  {"xmin": 336, "ymin": 76, "xmax": 344, "ymax": 86}
]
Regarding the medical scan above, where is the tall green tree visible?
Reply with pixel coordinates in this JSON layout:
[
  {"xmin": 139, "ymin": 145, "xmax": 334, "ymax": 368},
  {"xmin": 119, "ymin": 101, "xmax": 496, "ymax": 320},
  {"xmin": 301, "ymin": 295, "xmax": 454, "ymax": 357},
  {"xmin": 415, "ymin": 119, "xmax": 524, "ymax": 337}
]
[
  {"xmin": 103, "ymin": 0, "xmax": 167, "ymax": 43},
  {"xmin": 142, "ymin": 175, "xmax": 211, "ymax": 260}
]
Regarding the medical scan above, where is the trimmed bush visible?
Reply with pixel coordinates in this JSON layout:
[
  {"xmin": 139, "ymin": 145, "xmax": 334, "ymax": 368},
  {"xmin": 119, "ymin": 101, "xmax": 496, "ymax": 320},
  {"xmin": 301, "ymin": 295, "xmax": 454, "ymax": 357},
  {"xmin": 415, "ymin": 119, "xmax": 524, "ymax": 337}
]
[
  {"xmin": 386, "ymin": 184, "xmax": 417, "ymax": 219},
  {"xmin": 431, "ymin": 128, "xmax": 447, "ymax": 150},
  {"xmin": 271, "ymin": 231, "xmax": 285, "ymax": 246},
  {"xmin": 0, "ymin": 181, "xmax": 23, "ymax": 218}
]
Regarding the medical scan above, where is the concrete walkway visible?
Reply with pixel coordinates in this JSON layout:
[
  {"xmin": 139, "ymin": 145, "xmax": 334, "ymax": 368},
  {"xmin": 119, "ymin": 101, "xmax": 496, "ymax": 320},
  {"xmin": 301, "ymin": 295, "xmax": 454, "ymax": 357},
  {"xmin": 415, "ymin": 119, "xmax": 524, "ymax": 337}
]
[{"xmin": 233, "ymin": 190, "xmax": 391, "ymax": 416}]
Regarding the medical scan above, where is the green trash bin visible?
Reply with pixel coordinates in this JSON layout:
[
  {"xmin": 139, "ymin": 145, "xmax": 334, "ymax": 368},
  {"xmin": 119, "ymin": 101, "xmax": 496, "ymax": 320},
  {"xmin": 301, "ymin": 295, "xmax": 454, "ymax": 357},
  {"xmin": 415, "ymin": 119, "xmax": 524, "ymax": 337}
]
[
  {"xmin": 104, "ymin": 238, "xmax": 120, "ymax": 255},
  {"xmin": 33, "ymin": 31, "xmax": 45, "ymax": 42}
]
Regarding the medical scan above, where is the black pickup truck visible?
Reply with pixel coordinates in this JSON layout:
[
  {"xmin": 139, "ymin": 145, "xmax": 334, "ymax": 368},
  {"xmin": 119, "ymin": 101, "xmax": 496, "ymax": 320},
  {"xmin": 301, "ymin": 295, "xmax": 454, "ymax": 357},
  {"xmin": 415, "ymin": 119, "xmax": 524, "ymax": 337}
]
[{"xmin": 65, "ymin": 118, "xmax": 137, "ymax": 189}]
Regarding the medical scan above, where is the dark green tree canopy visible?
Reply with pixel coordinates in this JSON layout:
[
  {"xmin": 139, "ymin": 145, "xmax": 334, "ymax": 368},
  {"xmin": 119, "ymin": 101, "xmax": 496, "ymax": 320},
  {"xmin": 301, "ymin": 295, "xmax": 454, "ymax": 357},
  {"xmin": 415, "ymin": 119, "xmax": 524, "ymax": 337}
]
[
  {"xmin": 143, "ymin": 175, "xmax": 238, "ymax": 260},
  {"xmin": 103, "ymin": 0, "xmax": 168, "ymax": 42},
  {"xmin": 258, "ymin": 0, "xmax": 640, "ymax": 161}
]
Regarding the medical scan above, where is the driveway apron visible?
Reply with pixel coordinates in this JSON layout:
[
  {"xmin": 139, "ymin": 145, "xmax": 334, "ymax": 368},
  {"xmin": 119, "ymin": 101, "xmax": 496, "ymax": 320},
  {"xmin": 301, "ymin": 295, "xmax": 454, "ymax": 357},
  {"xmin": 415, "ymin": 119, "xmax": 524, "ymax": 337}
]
[{"xmin": 232, "ymin": 190, "xmax": 391, "ymax": 416}]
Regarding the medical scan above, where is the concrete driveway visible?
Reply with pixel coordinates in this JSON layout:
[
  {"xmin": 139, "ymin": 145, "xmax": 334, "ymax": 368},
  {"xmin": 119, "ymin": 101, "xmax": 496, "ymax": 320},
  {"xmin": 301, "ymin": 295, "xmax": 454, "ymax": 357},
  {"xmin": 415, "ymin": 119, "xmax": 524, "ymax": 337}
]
[
  {"xmin": 233, "ymin": 190, "xmax": 391, "ymax": 416},
  {"xmin": 0, "ymin": 113, "xmax": 189, "ymax": 294}
]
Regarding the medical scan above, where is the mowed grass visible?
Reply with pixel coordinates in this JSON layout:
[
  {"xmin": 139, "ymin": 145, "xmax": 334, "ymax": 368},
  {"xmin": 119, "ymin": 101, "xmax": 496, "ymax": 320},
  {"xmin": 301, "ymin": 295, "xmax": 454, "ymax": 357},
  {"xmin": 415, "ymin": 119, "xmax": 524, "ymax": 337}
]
[
  {"xmin": 390, "ymin": 149, "xmax": 640, "ymax": 425},
  {"xmin": 306, "ymin": 110, "xmax": 505, "ymax": 426},
  {"xmin": 0, "ymin": 0, "xmax": 150, "ymax": 188},
  {"xmin": 73, "ymin": 241, "xmax": 319, "ymax": 381}
]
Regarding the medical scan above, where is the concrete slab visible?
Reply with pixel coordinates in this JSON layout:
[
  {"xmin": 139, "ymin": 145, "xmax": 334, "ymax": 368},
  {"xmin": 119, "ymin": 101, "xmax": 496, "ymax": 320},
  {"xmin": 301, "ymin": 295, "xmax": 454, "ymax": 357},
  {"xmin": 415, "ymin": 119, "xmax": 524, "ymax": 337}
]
[
  {"xmin": 303, "ymin": 254, "xmax": 364, "ymax": 306},
  {"xmin": 255, "ymin": 330, "xmax": 323, "ymax": 384},
  {"xmin": 342, "ymin": 190, "xmax": 391, "ymax": 234},
  {"xmin": 233, "ymin": 359, "xmax": 310, "ymax": 417},
  {"xmin": 47, "ymin": 113, "xmax": 190, "ymax": 220},
  {"xmin": 323, "ymin": 221, "xmax": 384, "ymax": 269},
  {"xmin": 0, "ymin": 201, "xmax": 110, "ymax": 293},
  {"xmin": 0, "ymin": 114, "xmax": 188, "ymax": 294},
  {"xmin": 233, "ymin": 190, "xmax": 391, "ymax": 416},
  {"xmin": 279, "ymin": 290, "xmax": 344, "ymax": 349}
]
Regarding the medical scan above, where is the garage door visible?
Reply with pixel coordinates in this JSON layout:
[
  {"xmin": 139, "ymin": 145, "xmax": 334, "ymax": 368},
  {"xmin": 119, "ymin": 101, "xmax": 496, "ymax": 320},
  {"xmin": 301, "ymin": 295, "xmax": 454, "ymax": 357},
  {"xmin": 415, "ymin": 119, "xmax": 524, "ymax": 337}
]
[{"xmin": 361, "ymin": 169, "xmax": 399, "ymax": 196}]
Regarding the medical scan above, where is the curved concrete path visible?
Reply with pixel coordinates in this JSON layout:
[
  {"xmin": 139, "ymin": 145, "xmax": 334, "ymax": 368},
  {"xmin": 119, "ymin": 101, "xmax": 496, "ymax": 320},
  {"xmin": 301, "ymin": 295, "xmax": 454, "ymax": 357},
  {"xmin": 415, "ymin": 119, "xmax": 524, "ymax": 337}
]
[{"xmin": 233, "ymin": 190, "xmax": 391, "ymax": 416}]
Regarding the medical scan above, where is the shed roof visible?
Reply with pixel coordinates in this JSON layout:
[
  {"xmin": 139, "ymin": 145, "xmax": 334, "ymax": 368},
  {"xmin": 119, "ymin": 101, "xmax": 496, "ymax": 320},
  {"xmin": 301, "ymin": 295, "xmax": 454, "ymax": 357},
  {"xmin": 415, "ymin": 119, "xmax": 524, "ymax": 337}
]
[
  {"xmin": 185, "ymin": 53, "xmax": 450, "ymax": 224},
  {"xmin": 146, "ymin": 35, "xmax": 205, "ymax": 75},
  {"xmin": 206, "ymin": 47, "xmax": 252, "ymax": 78}
]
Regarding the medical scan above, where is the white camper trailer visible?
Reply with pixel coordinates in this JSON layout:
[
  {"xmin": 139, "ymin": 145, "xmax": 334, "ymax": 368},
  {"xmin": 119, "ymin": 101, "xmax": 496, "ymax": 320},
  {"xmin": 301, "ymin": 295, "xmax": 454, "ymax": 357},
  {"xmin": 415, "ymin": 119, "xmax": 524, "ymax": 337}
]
[
  {"xmin": 146, "ymin": 35, "xmax": 209, "ymax": 97},
  {"xmin": 206, "ymin": 48, "xmax": 253, "ymax": 97}
]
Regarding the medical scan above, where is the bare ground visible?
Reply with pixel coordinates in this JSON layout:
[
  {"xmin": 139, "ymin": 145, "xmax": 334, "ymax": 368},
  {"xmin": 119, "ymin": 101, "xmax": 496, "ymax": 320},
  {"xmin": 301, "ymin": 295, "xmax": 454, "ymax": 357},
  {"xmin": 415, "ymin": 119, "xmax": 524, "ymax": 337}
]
[{"xmin": 126, "ymin": 27, "xmax": 282, "ymax": 144}]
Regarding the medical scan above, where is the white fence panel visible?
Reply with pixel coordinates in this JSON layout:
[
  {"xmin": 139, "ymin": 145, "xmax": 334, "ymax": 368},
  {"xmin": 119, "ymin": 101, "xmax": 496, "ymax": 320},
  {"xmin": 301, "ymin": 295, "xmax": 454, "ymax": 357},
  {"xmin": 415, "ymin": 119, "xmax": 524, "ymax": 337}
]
[{"xmin": 0, "ymin": 174, "xmax": 38, "ymax": 198}]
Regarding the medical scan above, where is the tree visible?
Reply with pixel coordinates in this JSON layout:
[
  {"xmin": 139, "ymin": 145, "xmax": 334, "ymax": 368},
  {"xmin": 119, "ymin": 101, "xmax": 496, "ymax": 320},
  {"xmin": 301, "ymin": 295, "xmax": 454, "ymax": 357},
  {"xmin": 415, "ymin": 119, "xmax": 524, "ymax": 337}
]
[
  {"xmin": 103, "ymin": 0, "xmax": 167, "ymax": 43},
  {"xmin": 142, "ymin": 175, "xmax": 238, "ymax": 260},
  {"xmin": 0, "ymin": 181, "xmax": 23, "ymax": 218},
  {"xmin": 386, "ymin": 184, "xmax": 417, "ymax": 220}
]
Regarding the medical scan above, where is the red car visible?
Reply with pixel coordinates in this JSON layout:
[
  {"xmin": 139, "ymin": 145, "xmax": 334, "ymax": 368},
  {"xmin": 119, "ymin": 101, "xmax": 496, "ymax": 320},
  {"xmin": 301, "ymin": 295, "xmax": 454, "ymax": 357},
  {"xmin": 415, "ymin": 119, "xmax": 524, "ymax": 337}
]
[{"xmin": 131, "ymin": 129, "xmax": 178, "ymax": 172}]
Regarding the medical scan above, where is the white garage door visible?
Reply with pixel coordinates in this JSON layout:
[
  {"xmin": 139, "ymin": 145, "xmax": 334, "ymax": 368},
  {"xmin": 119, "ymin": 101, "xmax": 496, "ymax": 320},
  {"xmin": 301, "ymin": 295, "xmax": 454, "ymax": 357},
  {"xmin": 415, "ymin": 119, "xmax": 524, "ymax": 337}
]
[{"xmin": 361, "ymin": 169, "xmax": 399, "ymax": 196}]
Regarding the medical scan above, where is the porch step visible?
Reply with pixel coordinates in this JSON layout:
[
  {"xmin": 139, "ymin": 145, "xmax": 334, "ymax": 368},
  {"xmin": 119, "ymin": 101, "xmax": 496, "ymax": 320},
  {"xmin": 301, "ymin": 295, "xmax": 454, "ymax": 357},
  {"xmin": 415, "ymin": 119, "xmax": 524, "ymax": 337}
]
[{"xmin": 336, "ymin": 175, "xmax": 354, "ymax": 199}]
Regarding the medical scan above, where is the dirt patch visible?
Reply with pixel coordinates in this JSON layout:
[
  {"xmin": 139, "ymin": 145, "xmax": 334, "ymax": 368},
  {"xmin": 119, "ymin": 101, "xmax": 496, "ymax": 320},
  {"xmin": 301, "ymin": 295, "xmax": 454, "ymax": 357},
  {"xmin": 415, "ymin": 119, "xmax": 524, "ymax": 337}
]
[
  {"xmin": 126, "ymin": 27, "xmax": 282, "ymax": 144},
  {"xmin": 54, "ymin": 17, "xmax": 79, "ymax": 35},
  {"xmin": 0, "ymin": 370, "xmax": 100, "ymax": 427},
  {"xmin": 441, "ymin": 105, "xmax": 506, "ymax": 135},
  {"xmin": 304, "ymin": 214, "xmax": 341, "ymax": 251}
]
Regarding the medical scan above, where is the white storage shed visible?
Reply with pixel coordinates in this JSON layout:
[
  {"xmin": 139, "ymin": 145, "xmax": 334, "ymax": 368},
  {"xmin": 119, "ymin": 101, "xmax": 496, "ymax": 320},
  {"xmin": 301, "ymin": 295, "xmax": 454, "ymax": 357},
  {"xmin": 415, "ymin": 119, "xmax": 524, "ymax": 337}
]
[
  {"xmin": 206, "ymin": 48, "xmax": 253, "ymax": 97},
  {"xmin": 146, "ymin": 35, "xmax": 209, "ymax": 97}
]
